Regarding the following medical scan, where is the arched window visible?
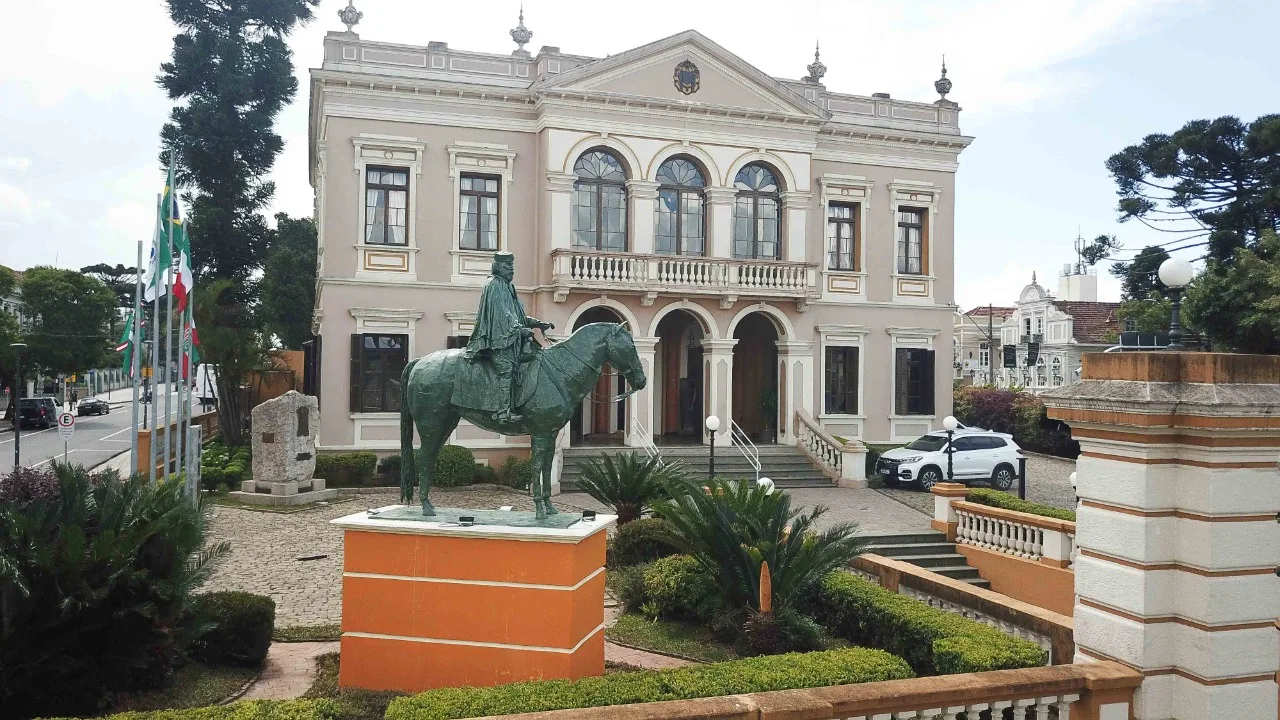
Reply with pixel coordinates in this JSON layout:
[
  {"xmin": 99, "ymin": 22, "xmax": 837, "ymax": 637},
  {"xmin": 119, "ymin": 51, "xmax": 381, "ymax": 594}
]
[
  {"xmin": 572, "ymin": 149, "xmax": 628, "ymax": 251},
  {"xmin": 655, "ymin": 157, "xmax": 706, "ymax": 256},
  {"xmin": 732, "ymin": 163, "xmax": 781, "ymax": 260}
]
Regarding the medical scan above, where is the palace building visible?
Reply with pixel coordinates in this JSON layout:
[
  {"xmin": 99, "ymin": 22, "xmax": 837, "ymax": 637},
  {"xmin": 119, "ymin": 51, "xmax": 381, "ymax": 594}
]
[{"xmin": 306, "ymin": 7, "xmax": 973, "ymax": 467}]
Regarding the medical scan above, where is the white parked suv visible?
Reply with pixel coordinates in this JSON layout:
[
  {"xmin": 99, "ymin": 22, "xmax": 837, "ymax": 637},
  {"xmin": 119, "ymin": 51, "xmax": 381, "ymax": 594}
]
[{"xmin": 876, "ymin": 429, "xmax": 1023, "ymax": 491}]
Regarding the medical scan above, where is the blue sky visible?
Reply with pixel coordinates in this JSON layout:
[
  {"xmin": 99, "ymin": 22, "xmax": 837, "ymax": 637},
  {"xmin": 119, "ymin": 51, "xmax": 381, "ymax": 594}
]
[{"xmin": 0, "ymin": 0, "xmax": 1274, "ymax": 311}]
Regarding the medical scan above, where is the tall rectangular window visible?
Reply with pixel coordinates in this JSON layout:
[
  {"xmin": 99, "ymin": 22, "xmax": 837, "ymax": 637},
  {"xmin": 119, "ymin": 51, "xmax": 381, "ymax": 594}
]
[
  {"xmin": 365, "ymin": 167, "xmax": 408, "ymax": 245},
  {"xmin": 827, "ymin": 203, "xmax": 859, "ymax": 271},
  {"xmin": 979, "ymin": 342, "xmax": 990, "ymax": 369},
  {"xmin": 349, "ymin": 334, "xmax": 408, "ymax": 412},
  {"xmin": 895, "ymin": 207, "xmax": 924, "ymax": 275},
  {"xmin": 459, "ymin": 174, "xmax": 499, "ymax": 251},
  {"xmin": 824, "ymin": 346, "xmax": 860, "ymax": 415},
  {"xmin": 894, "ymin": 347, "xmax": 935, "ymax": 415}
]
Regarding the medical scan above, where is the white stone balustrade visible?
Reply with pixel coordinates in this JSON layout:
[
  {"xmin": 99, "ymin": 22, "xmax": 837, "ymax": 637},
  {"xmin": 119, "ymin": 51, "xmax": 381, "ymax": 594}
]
[
  {"xmin": 795, "ymin": 410, "xmax": 866, "ymax": 488},
  {"xmin": 551, "ymin": 249, "xmax": 818, "ymax": 302},
  {"xmin": 931, "ymin": 483, "xmax": 1076, "ymax": 568}
]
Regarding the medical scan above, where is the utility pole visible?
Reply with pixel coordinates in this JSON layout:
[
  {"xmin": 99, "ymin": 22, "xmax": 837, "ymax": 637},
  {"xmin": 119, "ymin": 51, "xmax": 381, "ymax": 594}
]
[{"xmin": 988, "ymin": 304, "xmax": 994, "ymax": 386}]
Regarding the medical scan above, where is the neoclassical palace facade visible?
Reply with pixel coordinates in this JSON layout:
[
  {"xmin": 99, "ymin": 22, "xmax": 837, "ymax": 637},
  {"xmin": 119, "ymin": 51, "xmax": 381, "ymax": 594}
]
[{"xmin": 307, "ymin": 15, "xmax": 972, "ymax": 462}]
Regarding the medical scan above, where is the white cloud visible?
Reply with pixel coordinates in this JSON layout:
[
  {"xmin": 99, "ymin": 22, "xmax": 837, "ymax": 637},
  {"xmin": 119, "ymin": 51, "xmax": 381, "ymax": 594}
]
[
  {"xmin": 0, "ymin": 182, "xmax": 34, "ymax": 218},
  {"xmin": 1, "ymin": 156, "xmax": 30, "ymax": 172}
]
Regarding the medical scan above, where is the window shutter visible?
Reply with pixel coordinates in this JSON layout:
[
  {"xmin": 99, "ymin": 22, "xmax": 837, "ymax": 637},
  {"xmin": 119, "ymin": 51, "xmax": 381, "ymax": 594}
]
[
  {"xmin": 824, "ymin": 347, "xmax": 836, "ymax": 414},
  {"xmin": 894, "ymin": 348, "xmax": 909, "ymax": 415},
  {"xmin": 849, "ymin": 347, "xmax": 860, "ymax": 415},
  {"xmin": 922, "ymin": 349, "xmax": 936, "ymax": 415},
  {"xmin": 349, "ymin": 334, "xmax": 362, "ymax": 412}
]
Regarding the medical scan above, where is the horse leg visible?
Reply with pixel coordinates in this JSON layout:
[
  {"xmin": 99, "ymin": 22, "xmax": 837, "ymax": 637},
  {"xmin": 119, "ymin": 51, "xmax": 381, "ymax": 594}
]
[
  {"xmin": 529, "ymin": 434, "xmax": 553, "ymax": 520},
  {"xmin": 415, "ymin": 412, "xmax": 460, "ymax": 516},
  {"xmin": 541, "ymin": 432, "xmax": 558, "ymax": 516}
]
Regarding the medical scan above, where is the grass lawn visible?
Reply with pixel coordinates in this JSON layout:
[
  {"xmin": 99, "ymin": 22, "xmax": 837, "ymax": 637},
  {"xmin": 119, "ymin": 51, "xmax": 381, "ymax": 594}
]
[
  {"xmin": 605, "ymin": 613, "xmax": 738, "ymax": 663},
  {"xmin": 275, "ymin": 623, "xmax": 342, "ymax": 642},
  {"xmin": 304, "ymin": 652, "xmax": 403, "ymax": 720},
  {"xmin": 109, "ymin": 662, "xmax": 258, "ymax": 712}
]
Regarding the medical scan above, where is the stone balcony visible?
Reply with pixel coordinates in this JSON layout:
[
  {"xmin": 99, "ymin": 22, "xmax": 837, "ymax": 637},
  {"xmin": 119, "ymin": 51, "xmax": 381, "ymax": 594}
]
[{"xmin": 550, "ymin": 249, "xmax": 820, "ymax": 309}]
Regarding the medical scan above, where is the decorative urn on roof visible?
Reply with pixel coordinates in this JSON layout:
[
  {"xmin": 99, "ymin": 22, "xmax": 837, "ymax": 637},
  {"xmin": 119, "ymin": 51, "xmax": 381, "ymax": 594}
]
[
  {"xmin": 337, "ymin": 0, "xmax": 362, "ymax": 32},
  {"xmin": 934, "ymin": 56, "xmax": 956, "ymax": 106},
  {"xmin": 803, "ymin": 41, "xmax": 826, "ymax": 84},
  {"xmin": 510, "ymin": 5, "xmax": 533, "ymax": 57}
]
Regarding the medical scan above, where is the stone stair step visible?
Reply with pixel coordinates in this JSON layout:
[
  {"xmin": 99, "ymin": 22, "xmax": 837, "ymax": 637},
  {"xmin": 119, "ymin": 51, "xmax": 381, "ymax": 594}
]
[
  {"xmin": 858, "ymin": 531, "xmax": 949, "ymax": 545},
  {"xmin": 863, "ymin": 542, "xmax": 958, "ymax": 557},
  {"xmin": 928, "ymin": 565, "xmax": 985, "ymax": 581},
  {"xmin": 895, "ymin": 553, "xmax": 969, "ymax": 569}
]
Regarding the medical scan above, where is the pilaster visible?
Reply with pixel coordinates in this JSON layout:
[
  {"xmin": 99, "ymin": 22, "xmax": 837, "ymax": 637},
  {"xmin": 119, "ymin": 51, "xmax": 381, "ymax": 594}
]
[
  {"xmin": 1042, "ymin": 352, "xmax": 1280, "ymax": 720},
  {"xmin": 626, "ymin": 180, "xmax": 660, "ymax": 256},
  {"xmin": 781, "ymin": 191, "xmax": 812, "ymax": 263},
  {"xmin": 546, "ymin": 172, "xmax": 577, "ymax": 251},
  {"xmin": 705, "ymin": 187, "xmax": 736, "ymax": 259},
  {"xmin": 701, "ymin": 339, "xmax": 738, "ymax": 444},
  {"xmin": 630, "ymin": 336, "xmax": 658, "ymax": 447},
  {"xmin": 775, "ymin": 340, "xmax": 814, "ymax": 444}
]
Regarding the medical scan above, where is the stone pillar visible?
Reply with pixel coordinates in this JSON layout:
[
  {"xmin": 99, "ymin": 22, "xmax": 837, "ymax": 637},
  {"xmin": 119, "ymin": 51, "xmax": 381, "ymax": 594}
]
[
  {"xmin": 546, "ymin": 172, "xmax": 577, "ymax": 251},
  {"xmin": 775, "ymin": 340, "xmax": 814, "ymax": 444},
  {"xmin": 931, "ymin": 482, "xmax": 968, "ymax": 541},
  {"xmin": 705, "ymin": 187, "xmax": 736, "ymax": 258},
  {"xmin": 780, "ymin": 191, "xmax": 811, "ymax": 263},
  {"xmin": 630, "ymin": 336, "xmax": 658, "ymax": 447},
  {"xmin": 626, "ymin": 180, "xmax": 660, "ymax": 256},
  {"xmin": 1042, "ymin": 352, "xmax": 1280, "ymax": 720},
  {"xmin": 700, "ymin": 339, "xmax": 737, "ymax": 444}
]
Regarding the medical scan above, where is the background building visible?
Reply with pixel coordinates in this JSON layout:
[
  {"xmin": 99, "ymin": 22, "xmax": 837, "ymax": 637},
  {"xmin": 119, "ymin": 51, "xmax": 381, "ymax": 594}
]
[
  {"xmin": 308, "ymin": 13, "xmax": 972, "ymax": 464},
  {"xmin": 954, "ymin": 306, "xmax": 1012, "ymax": 386},
  {"xmin": 997, "ymin": 272, "xmax": 1119, "ymax": 392}
]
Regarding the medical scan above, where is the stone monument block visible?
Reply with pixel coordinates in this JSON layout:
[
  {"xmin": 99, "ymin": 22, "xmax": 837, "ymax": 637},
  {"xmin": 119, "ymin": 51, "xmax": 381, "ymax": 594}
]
[{"xmin": 252, "ymin": 391, "xmax": 318, "ymax": 485}]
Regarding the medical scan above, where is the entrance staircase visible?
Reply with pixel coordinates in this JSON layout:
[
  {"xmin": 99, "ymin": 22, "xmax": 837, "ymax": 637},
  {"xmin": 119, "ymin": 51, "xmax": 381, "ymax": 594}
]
[
  {"xmin": 860, "ymin": 530, "xmax": 990, "ymax": 588},
  {"xmin": 559, "ymin": 443, "xmax": 834, "ymax": 492}
]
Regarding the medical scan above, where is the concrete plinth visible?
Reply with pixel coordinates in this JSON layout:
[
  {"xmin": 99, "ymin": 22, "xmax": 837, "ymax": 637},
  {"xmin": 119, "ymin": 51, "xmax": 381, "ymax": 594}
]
[
  {"xmin": 228, "ymin": 487, "xmax": 338, "ymax": 506},
  {"xmin": 330, "ymin": 505, "xmax": 616, "ymax": 693}
]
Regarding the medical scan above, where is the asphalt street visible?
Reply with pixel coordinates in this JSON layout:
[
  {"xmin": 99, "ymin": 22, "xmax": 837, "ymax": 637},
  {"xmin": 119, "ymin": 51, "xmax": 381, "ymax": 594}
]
[{"xmin": 1, "ymin": 389, "xmax": 190, "ymax": 474}]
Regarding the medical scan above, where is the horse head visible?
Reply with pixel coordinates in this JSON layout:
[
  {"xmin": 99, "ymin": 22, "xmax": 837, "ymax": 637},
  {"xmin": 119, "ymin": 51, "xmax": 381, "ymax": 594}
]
[{"xmin": 604, "ymin": 323, "xmax": 646, "ymax": 399}]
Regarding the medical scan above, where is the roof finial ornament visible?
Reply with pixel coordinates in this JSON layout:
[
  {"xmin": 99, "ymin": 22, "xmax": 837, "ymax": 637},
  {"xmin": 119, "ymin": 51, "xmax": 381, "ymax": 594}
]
[
  {"xmin": 934, "ymin": 54, "xmax": 954, "ymax": 103},
  {"xmin": 337, "ymin": 0, "xmax": 362, "ymax": 32},
  {"xmin": 510, "ymin": 4, "xmax": 533, "ymax": 57},
  {"xmin": 1032, "ymin": 270, "xmax": 1038, "ymax": 285},
  {"xmin": 803, "ymin": 40, "xmax": 826, "ymax": 84}
]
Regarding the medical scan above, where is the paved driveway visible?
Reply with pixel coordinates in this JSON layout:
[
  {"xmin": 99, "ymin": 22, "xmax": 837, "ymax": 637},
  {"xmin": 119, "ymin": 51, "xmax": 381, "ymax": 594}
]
[{"xmin": 876, "ymin": 453, "xmax": 1079, "ymax": 516}]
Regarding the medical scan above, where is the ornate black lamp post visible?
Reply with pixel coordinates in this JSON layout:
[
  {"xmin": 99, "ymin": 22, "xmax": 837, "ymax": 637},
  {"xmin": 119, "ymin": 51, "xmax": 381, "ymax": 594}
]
[
  {"xmin": 1158, "ymin": 258, "xmax": 1193, "ymax": 350},
  {"xmin": 942, "ymin": 415, "xmax": 959, "ymax": 482},
  {"xmin": 705, "ymin": 415, "xmax": 720, "ymax": 481},
  {"xmin": 10, "ymin": 342, "xmax": 27, "ymax": 468}
]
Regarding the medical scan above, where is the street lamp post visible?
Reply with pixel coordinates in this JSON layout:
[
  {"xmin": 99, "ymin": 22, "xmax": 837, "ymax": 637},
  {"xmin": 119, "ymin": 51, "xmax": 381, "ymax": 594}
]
[
  {"xmin": 1158, "ymin": 258, "xmax": 1194, "ymax": 350},
  {"xmin": 705, "ymin": 415, "xmax": 721, "ymax": 481},
  {"xmin": 942, "ymin": 415, "xmax": 959, "ymax": 482},
  {"xmin": 10, "ymin": 342, "xmax": 27, "ymax": 469}
]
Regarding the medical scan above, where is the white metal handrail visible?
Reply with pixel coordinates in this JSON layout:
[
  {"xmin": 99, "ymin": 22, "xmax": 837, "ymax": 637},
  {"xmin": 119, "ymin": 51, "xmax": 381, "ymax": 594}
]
[
  {"xmin": 631, "ymin": 413, "xmax": 658, "ymax": 460},
  {"xmin": 728, "ymin": 418, "xmax": 760, "ymax": 482}
]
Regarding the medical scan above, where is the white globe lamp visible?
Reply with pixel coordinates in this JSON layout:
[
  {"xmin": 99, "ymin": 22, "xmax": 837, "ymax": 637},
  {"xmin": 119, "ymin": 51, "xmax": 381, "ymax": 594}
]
[
  {"xmin": 942, "ymin": 415, "xmax": 959, "ymax": 432},
  {"xmin": 758, "ymin": 477, "xmax": 775, "ymax": 495},
  {"xmin": 704, "ymin": 415, "xmax": 721, "ymax": 432},
  {"xmin": 1157, "ymin": 257, "xmax": 1194, "ymax": 350},
  {"xmin": 704, "ymin": 415, "xmax": 721, "ymax": 481}
]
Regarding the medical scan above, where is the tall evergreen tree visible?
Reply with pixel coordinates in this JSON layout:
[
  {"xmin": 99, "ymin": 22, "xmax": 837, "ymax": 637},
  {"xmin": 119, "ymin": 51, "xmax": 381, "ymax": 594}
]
[
  {"xmin": 259, "ymin": 213, "xmax": 317, "ymax": 349},
  {"xmin": 1111, "ymin": 245, "xmax": 1170, "ymax": 301}
]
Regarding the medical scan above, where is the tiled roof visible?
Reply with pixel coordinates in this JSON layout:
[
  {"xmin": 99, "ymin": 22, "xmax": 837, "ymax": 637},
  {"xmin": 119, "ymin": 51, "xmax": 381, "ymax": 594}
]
[
  {"xmin": 1051, "ymin": 301, "xmax": 1122, "ymax": 344},
  {"xmin": 964, "ymin": 306, "xmax": 1015, "ymax": 317}
]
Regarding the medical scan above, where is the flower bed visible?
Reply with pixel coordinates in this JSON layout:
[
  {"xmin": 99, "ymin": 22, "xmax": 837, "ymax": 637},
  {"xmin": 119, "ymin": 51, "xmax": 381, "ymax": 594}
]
[
  {"xmin": 383, "ymin": 647, "xmax": 913, "ymax": 720},
  {"xmin": 966, "ymin": 487, "xmax": 1076, "ymax": 522}
]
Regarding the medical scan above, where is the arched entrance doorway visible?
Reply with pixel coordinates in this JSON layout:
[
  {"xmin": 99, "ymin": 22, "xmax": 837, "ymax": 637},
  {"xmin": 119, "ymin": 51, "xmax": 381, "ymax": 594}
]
[
  {"xmin": 654, "ymin": 309, "xmax": 705, "ymax": 443},
  {"xmin": 732, "ymin": 312, "xmax": 779, "ymax": 443},
  {"xmin": 569, "ymin": 306, "xmax": 628, "ymax": 445}
]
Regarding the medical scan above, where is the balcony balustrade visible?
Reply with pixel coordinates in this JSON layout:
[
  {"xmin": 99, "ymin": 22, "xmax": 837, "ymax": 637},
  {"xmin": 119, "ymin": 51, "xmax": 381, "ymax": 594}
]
[{"xmin": 551, "ymin": 249, "xmax": 819, "ymax": 307}]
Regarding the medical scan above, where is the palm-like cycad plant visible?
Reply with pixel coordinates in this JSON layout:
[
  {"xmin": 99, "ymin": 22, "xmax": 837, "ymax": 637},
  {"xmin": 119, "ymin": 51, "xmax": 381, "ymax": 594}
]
[
  {"xmin": 573, "ymin": 452, "xmax": 687, "ymax": 524},
  {"xmin": 652, "ymin": 478, "xmax": 864, "ymax": 615}
]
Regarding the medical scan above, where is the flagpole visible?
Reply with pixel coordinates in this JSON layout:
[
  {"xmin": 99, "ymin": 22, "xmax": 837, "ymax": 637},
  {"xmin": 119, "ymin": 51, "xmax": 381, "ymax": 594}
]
[
  {"xmin": 178, "ymin": 306, "xmax": 190, "ymax": 479},
  {"xmin": 130, "ymin": 240, "xmax": 143, "ymax": 475},
  {"xmin": 163, "ymin": 166, "xmax": 176, "ymax": 480},
  {"xmin": 149, "ymin": 193, "xmax": 162, "ymax": 485}
]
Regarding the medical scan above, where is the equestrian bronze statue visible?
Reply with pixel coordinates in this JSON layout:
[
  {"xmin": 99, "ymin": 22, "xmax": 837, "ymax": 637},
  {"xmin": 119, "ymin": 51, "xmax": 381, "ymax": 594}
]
[{"xmin": 399, "ymin": 252, "xmax": 646, "ymax": 520}]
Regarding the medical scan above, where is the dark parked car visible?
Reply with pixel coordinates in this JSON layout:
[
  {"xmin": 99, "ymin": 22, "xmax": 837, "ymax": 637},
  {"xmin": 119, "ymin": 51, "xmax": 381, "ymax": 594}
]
[
  {"xmin": 77, "ymin": 398, "xmax": 110, "ymax": 416},
  {"xmin": 16, "ymin": 397, "xmax": 58, "ymax": 429}
]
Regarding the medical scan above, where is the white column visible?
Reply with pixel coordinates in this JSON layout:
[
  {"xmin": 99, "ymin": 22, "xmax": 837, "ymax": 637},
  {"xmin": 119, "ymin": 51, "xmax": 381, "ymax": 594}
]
[
  {"xmin": 775, "ymin": 340, "xmax": 814, "ymax": 444},
  {"xmin": 705, "ymin": 187, "xmax": 736, "ymax": 259},
  {"xmin": 626, "ymin": 180, "xmax": 659, "ymax": 256},
  {"xmin": 700, "ymin": 339, "xmax": 737, "ymax": 444},
  {"xmin": 781, "ymin": 191, "xmax": 811, "ymax": 263},
  {"xmin": 631, "ymin": 337, "xmax": 658, "ymax": 447},
  {"xmin": 546, "ymin": 172, "xmax": 577, "ymax": 251}
]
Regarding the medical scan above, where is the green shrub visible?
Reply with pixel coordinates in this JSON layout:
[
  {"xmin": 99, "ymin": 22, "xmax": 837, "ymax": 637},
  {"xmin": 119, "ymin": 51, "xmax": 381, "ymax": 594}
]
[
  {"xmin": 222, "ymin": 463, "xmax": 244, "ymax": 486},
  {"xmin": 576, "ymin": 452, "xmax": 685, "ymax": 524},
  {"xmin": 472, "ymin": 463, "xmax": 499, "ymax": 485},
  {"xmin": 191, "ymin": 591, "xmax": 276, "ymax": 667},
  {"xmin": 313, "ymin": 452, "xmax": 377, "ymax": 487},
  {"xmin": 609, "ymin": 517, "xmax": 681, "ymax": 567},
  {"xmin": 496, "ymin": 455, "xmax": 532, "ymax": 490},
  {"xmin": 384, "ymin": 646, "xmax": 913, "ymax": 720},
  {"xmin": 966, "ymin": 488, "xmax": 1075, "ymax": 521},
  {"xmin": 813, "ymin": 571, "xmax": 1047, "ymax": 675},
  {"xmin": 0, "ymin": 463, "xmax": 230, "ymax": 718},
  {"xmin": 43, "ymin": 699, "xmax": 342, "ymax": 720},
  {"xmin": 200, "ymin": 465, "xmax": 226, "ymax": 492},
  {"xmin": 377, "ymin": 454, "xmax": 402, "ymax": 477},
  {"xmin": 607, "ymin": 564, "xmax": 648, "ymax": 614},
  {"xmin": 640, "ymin": 555, "xmax": 721, "ymax": 622},
  {"xmin": 433, "ymin": 445, "xmax": 476, "ymax": 487}
]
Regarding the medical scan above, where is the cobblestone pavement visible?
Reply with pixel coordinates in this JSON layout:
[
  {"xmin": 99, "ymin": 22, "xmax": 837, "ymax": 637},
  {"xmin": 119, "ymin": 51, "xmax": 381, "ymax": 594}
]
[
  {"xmin": 875, "ymin": 454, "xmax": 1079, "ymax": 516},
  {"xmin": 241, "ymin": 641, "xmax": 338, "ymax": 700},
  {"xmin": 204, "ymin": 485, "xmax": 591, "ymax": 627}
]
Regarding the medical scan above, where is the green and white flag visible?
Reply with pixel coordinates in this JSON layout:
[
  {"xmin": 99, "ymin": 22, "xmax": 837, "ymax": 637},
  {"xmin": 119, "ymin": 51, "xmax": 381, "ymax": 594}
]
[{"xmin": 115, "ymin": 311, "xmax": 143, "ymax": 377}]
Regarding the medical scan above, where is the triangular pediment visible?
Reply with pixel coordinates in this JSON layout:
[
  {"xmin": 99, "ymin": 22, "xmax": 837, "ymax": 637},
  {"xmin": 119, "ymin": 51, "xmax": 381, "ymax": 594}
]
[{"xmin": 539, "ymin": 30, "xmax": 826, "ymax": 119}]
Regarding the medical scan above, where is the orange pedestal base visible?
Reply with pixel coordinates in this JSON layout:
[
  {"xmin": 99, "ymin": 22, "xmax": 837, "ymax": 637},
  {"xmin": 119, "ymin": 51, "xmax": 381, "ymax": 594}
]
[{"xmin": 331, "ymin": 507, "xmax": 615, "ymax": 693}]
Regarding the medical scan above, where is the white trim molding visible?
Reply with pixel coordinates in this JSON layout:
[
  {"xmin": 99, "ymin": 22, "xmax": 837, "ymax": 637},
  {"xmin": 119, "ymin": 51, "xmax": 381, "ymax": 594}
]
[
  {"xmin": 447, "ymin": 142, "xmax": 517, "ymax": 285},
  {"xmin": 349, "ymin": 306, "xmax": 424, "ymax": 356},
  {"xmin": 816, "ymin": 324, "xmax": 870, "ymax": 440},
  {"xmin": 886, "ymin": 325, "xmax": 939, "ymax": 441},
  {"xmin": 887, "ymin": 180, "xmax": 941, "ymax": 305},
  {"xmin": 351, "ymin": 134, "xmax": 426, "ymax": 281},
  {"xmin": 818, "ymin": 174, "xmax": 874, "ymax": 303}
]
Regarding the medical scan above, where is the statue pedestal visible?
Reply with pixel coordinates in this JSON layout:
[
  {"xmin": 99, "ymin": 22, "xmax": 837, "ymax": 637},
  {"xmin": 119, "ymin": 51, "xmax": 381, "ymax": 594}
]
[{"xmin": 330, "ymin": 505, "xmax": 616, "ymax": 693}]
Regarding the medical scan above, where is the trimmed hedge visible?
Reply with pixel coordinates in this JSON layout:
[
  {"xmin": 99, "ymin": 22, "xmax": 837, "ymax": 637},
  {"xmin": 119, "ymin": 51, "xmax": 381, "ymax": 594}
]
[
  {"xmin": 434, "ymin": 445, "xmax": 476, "ymax": 487},
  {"xmin": 496, "ymin": 455, "xmax": 532, "ymax": 491},
  {"xmin": 44, "ymin": 699, "xmax": 341, "ymax": 720},
  {"xmin": 313, "ymin": 452, "xmax": 377, "ymax": 487},
  {"xmin": 384, "ymin": 646, "xmax": 913, "ymax": 720},
  {"xmin": 966, "ymin": 488, "xmax": 1075, "ymax": 521},
  {"xmin": 609, "ymin": 517, "xmax": 681, "ymax": 567},
  {"xmin": 377, "ymin": 454, "xmax": 402, "ymax": 477},
  {"xmin": 191, "ymin": 591, "xmax": 276, "ymax": 667},
  {"xmin": 814, "ymin": 572, "xmax": 1047, "ymax": 675},
  {"xmin": 640, "ymin": 554, "xmax": 721, "ymax": 622}
]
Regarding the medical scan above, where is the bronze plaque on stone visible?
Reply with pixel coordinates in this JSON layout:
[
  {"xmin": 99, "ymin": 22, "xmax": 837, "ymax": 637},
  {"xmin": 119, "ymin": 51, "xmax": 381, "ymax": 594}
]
[{"xmin": 261, "ymin": 432, "xmax": 276, "ymax": 444}]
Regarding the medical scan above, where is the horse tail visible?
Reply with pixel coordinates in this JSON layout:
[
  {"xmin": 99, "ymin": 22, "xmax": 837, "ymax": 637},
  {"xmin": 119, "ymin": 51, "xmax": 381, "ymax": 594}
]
[{"xmin": 399, "ymin": 357, "xmax": 419, "ymax": 505}]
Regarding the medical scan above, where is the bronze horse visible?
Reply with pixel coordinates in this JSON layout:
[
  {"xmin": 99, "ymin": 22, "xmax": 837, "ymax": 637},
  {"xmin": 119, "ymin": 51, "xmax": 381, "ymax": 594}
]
[{"xmin": 399, "ymin": 322, "xmax": 646, "ymax": 519}]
